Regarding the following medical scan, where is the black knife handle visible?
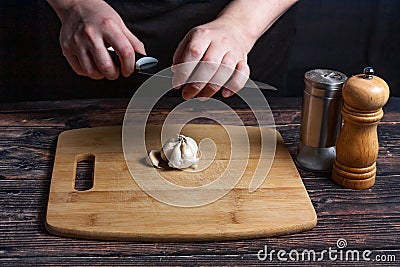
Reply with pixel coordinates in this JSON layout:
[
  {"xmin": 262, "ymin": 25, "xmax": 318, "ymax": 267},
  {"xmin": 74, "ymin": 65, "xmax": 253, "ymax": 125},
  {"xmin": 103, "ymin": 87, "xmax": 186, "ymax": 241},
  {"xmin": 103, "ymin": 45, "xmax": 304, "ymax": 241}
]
[{"xmin": 108, "ymin": 48, "xmax": 145, "ymax": 68}]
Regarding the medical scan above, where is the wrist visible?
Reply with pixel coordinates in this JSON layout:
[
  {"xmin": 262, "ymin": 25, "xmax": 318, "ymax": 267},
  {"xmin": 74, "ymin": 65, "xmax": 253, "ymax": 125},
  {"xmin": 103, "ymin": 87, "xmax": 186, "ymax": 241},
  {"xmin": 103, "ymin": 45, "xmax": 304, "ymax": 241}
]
[
  {"xmin": 47, "ymin": 0, "xmax": 103, "ymax": 21},
  {"xmin": 213, "ymin": 15, "xmax": 258, "ymax": 54},
  {"xmin": 214, "ymin": 0, "xmax": 298, "ymax": 53},
  {"xmin": 47, "ymin": 0, "xmax": 77, "ymax": 20}
]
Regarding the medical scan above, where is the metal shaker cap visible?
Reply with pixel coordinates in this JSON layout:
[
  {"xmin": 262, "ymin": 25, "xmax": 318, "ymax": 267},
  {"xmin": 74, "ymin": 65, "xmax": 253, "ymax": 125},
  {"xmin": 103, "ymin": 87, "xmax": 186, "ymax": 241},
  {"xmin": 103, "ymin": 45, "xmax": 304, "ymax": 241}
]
[{"xmin": 304, "ymin": 69, "xmax": 347, "ymax": 98}]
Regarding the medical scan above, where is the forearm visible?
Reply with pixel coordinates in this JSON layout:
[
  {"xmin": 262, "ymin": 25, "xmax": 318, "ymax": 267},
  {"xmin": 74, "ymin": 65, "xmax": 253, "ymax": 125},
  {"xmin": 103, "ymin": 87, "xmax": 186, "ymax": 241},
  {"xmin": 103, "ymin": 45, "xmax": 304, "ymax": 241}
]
[
  {"xmin": 47, "ymin": 0, "xmax": 76, "ymax": 20},
  {"xmin": 215, "ymin": 0, "xmax": 297, "ymax": 52},
  {"xmin": 47, "ymin": 0, "xmax": 101, "ymax": 20}
]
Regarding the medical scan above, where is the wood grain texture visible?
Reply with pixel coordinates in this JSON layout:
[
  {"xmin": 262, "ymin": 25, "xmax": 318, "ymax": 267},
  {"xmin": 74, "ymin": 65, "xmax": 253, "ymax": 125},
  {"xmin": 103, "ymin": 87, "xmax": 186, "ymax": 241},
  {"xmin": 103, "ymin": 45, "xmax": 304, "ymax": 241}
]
[
  {"xmin": 333, "ymin": 73, "xmax": 390, "ymax": 189},
  {"xmin": 342, "ymin": 74, "xmax": 390, "ymax": 111},
  {"xmin": 0, "ymin": 97, "xmax": 399, "ymax": 265},
  {"xmin": 46, "ymin": 125, "xmax": 316, "ymax": 241}
]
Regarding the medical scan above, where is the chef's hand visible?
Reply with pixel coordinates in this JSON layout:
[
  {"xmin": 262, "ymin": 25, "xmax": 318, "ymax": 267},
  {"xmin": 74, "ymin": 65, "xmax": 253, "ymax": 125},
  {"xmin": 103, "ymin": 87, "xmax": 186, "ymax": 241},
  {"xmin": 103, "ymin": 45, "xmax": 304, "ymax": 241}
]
[
  {"xmin": 172, "ymin": 0, "xmax": 297, "ymax": 99},
  {"xmin": 48, "ymin": 0, "xmax": 146, "ymax": 80},
  {"xmin": 172, "ymin": 20, "xmax": 251, "ymax": 100}
]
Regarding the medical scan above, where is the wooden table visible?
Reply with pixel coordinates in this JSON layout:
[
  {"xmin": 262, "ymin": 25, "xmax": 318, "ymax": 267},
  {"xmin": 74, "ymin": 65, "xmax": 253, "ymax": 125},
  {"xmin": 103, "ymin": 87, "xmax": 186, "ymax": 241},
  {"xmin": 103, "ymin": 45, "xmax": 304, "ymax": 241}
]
[{"xmin": 1, "ymin": 97, "xmax": 399, "ymax": 266}]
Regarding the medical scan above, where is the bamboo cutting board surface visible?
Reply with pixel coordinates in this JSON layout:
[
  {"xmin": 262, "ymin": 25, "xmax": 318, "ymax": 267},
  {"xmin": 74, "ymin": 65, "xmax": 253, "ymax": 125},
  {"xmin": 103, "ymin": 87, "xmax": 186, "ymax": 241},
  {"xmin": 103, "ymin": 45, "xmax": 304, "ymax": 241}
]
[{"xmin": 46, "ymin": 125, "xmax": 316, "ymax": 241}]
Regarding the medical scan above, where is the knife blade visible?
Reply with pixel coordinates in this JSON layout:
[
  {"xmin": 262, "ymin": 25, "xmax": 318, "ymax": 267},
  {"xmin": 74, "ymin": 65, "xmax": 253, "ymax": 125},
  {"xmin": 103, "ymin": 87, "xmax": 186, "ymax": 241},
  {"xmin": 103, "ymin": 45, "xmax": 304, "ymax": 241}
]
[
  {"xmin": 137, "ymin": 71, "xmax": 277, "ymax": 91},
  {"xmin": 107, "ymin": 47, "xmax": 277, "ymax": 91}
]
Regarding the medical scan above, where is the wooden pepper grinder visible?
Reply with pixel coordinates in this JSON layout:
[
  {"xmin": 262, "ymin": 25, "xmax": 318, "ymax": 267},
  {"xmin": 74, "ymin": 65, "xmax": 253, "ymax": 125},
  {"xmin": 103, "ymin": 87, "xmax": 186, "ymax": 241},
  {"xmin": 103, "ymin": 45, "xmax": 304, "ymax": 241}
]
[{"xmin": 332, "ymin": 67, "xmax": 389, "ymax": 189}]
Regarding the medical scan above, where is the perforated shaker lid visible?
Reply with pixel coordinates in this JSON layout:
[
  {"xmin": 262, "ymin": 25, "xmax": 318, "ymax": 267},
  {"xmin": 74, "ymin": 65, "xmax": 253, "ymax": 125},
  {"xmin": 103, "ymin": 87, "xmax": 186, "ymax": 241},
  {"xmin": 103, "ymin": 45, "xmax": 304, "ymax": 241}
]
[{"xmin": 304, "ymin": 69, "xmax": 348, "ymax": 97}]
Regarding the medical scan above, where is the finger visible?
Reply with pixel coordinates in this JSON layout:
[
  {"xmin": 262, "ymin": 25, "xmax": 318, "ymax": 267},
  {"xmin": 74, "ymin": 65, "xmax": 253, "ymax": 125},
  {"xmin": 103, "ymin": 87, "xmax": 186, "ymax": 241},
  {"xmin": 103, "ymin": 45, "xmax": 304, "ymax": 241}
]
[
  {"xmin": 181, "ymin": 42, "xmax": 225, "ymax": 100},
  {"xmin": 181, "ymin": 60, "xmax": 216, "ymax": 99},
  {"xmin": 104, "ymin": 29, "xmax": 135, "ymax": 78},
  {"xmin": 222, "ymin": 60, "xmax": 250, "ymax": 98},
  {"xmin": 60, "ymin": 39, "xmax": 87, "ymax": 76},
  {"xmin": 171, "ymin": 39, "xmax": 188, "ymax": 74},
  {"xmin": 196, "ymin": 51, "xmax": 237, "ymax": 99},
  {"xmin": 124, "ymin": 28, "xmax": 146, "ymax": 55},
  {"xmin": 172, "ymin": 37, "xmax": 210, "ymax": 89},
  {"xmin": 172, "ymin": 36, "xmax": 189, "ymax": 68},
  {"xmin": 63, "ymin": 50, "xmax": 86, "ymax": 76},
  {"xmin": 78, "ymin": 49, "xmax": 104, "ymax": 80},
  {"xmin": 90, "ymin": 46, "xmax": 119, "ymax": 80}
]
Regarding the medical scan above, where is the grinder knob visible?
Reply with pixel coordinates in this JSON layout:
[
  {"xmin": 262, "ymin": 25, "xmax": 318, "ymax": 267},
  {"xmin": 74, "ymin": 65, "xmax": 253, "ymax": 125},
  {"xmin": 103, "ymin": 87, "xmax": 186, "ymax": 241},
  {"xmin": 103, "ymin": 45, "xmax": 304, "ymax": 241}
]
[{"xmin": 332, "ymin": 67, "xmax": 390, "ymax": 189}]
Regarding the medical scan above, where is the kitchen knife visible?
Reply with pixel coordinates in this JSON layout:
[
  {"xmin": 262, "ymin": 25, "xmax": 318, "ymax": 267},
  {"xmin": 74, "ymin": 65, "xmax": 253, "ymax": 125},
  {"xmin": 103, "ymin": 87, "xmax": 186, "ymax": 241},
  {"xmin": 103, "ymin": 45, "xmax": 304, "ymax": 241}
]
[
  {"xmin": 108, "ymin": 47, "xmax": 277, "ymax": 91},
  {"xmin": 137, "ymin": 71, "xmax": 277, "ymax": 91}
]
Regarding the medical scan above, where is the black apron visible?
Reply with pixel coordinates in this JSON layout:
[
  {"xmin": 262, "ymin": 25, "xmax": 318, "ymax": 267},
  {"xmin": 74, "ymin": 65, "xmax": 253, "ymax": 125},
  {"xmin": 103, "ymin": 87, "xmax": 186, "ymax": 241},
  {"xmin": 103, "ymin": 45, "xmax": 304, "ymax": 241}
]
[{"xmin": 106, "ymin": 0, "xmax": 297, "ymax": 96}]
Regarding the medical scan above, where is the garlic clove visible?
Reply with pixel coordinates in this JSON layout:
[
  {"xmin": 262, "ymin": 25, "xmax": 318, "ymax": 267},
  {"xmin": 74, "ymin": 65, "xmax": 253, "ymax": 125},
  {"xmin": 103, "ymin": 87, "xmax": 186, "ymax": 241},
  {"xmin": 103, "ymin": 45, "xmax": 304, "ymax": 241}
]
[
  {"xmin": 184, "ymin": 135, "xmax": 198, "ymax": 152},
  {"xmin": 167, "ymin": 142, "xmax": 184, "ymax": 169},
  {"xmin": 161, "ymin": 136, "xmax": 180, "ymax": 161},
  {"xmin": 180, "ymin": 140, "xmax": 195, "ymax": 160},
  {"xmin": 146, "ymin": 149, "xmax": 163, "ymax": 169}
]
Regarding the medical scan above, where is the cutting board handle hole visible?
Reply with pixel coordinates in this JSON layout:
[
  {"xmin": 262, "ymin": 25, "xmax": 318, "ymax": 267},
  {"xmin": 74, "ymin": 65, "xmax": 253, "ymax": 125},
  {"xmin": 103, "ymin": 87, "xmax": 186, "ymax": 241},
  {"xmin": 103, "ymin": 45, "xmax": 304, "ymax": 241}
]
[{"xmin": 74, "ymin": 154, "xmax": 95, "ymax": 191}]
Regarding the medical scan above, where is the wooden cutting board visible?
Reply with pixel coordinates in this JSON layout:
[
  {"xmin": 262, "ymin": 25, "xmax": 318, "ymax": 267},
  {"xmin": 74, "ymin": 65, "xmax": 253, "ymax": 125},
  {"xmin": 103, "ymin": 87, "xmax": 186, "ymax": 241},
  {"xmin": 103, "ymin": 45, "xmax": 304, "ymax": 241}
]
[{"xmin": 46, "ymin": 125, "xmax": 316, "ymax": 241}]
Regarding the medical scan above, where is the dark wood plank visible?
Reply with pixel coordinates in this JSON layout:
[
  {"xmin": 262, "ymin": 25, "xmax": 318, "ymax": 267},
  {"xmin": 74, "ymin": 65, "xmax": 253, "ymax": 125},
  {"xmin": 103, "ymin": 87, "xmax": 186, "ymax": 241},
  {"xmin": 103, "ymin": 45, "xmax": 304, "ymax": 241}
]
[
  {"xmin": 0, "ymin": 97, "xmax": 397, "ymax": 128},
  {"xmin": 1, "ymin": 251, "xmax": 399, "ymax": 267}
]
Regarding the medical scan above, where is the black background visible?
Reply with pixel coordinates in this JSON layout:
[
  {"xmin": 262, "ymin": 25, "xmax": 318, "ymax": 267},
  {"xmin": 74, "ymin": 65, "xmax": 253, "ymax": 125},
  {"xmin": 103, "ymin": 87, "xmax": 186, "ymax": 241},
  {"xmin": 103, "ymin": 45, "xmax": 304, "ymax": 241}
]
[{"xmin": 1, "ymin": 0, "xmax": 399, "ymax": 102}]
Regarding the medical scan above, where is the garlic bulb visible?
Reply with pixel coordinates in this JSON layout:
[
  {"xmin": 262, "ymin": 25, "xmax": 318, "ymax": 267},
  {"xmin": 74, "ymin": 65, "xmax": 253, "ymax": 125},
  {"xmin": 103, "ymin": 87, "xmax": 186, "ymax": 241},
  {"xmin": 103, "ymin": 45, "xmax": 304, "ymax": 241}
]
[
  {"xmin": 146, "ymin": 134, "xmax": 199, "ymax": 170},
  {"xmin": 161, "ymin": 135, "xmax": 199, "ymax": 169}
]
